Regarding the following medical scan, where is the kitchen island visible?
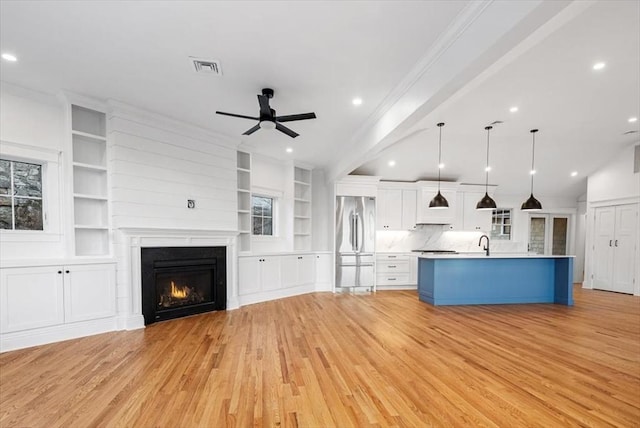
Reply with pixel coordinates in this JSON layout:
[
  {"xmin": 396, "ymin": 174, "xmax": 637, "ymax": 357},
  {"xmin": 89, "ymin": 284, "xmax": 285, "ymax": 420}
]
[{"xmin": 418, "ymin": 254, "xmax": 574, "ymax": 306}]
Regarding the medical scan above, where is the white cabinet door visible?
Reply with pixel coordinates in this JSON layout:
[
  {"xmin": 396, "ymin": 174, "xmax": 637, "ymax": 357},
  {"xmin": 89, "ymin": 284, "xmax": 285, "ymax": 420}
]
[
  {"xmin": 64, "ymin": 264, "xmax": 116, "ymax": 323},
  {"xmin": 462, "ymin": 192, "xmax": 492, "ymax": 232},
  {"xmin": 612, "ymin": 204, "xmax": 638, "ymax": 294},
  {"xmin": 0, "ymin": 267, "xmax": 64, "ymax": 333},
  {"xmin": 238, "ymin": 257, "xmax": 261, "ymax": 295},
  {"xmin": 280, "ymin": 255, "xmax": 298, "ymax": 289},
  {"xmin": 315, "ymin": 254, "xmax": 332, "ymax": 289},
  {"xmin": 401, "ymin": 189, "xmax": 417, "ymax": 230},
  {"xmin": 378, "ymin": 189, "xmax": 403, "ymax": 230},
  {"xmin": 297, "ymin": 255, "xmax": 315, "ymax": 286},
  {"xmin": 260, "ymin": 257, "xmax": 281, "ymax": 291}
]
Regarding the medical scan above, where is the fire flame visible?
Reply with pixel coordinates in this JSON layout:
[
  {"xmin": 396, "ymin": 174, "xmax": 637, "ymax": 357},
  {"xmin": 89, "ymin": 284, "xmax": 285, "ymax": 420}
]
[{"xmin": 170, "ymin": 281, "xmax": 188, "ymax": 299}]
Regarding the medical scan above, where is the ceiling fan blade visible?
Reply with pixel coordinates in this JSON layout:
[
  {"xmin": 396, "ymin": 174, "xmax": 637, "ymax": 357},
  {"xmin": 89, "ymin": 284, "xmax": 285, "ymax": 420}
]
[
  {"xmin": 257, "ymin": 95, "xmax": 271, "ymax": 117},
  {"xmin": 275, "ymin": 112, "xmax": 317, "ymax": 123},
  {"xmin": 242, "ymin": 124, "xmax": 261, "ymax": 135},
  {"xmin": 216, "ymin": 111, "xmax": 259, "ymax": 121},
  {"xmin": 275, "ymin": 123, "xmax": 299, "ymax": 138}
]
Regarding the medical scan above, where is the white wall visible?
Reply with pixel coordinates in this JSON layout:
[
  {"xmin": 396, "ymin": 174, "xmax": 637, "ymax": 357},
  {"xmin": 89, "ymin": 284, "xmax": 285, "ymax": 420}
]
[
  {"xmin": 0, "ymin": 82, "xmax": 66, "ymax": 259},
  {"xmin": 311, "ymin": 168, "xmax": 331, "ymax": 251},
  {"xmin": 584, "ymin": 143, "xmax": 640, "ymax": 295},
  {"xmin": 109, "ymin": 106, "xmax": 237, "ymax": 231}
]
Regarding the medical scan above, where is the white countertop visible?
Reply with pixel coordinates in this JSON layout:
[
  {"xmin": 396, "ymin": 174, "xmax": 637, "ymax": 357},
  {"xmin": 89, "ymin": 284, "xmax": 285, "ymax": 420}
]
[{"xmin": 418, "ymin": 253, "xmax": 575, "ymax": 259}]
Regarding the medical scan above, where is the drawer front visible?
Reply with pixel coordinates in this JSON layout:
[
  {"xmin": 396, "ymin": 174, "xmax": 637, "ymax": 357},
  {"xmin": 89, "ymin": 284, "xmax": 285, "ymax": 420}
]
[
  {"xmin": 376, "ymin": 274, "xmax": 411, "ymax": 285},
  {"xmin": 377, "ymin": 261, "xmax": 410, "ymax": 273},
  {"xmin": 376, "ymin": 254, "xmax": 410, "ymax": 262}
]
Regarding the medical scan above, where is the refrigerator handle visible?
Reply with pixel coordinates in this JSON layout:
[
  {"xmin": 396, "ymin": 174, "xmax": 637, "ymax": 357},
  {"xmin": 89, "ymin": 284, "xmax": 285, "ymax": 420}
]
[
  {"xmin": 355, "ymin": 213, "xmax": 361, "ymax": 252},
  {"xmin": 350, "ymin": 213, "xmax": 356, "ymax": 251}
]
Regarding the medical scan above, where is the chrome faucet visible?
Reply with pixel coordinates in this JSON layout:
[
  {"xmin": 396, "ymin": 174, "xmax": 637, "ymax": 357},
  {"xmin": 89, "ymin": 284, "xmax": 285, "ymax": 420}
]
[{"xmin": 479, "ymin": 234, "xmax": 490, "ymax": 256}]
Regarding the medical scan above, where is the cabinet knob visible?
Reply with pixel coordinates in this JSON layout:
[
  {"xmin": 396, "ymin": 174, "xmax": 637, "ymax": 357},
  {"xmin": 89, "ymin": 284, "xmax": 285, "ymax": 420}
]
[
  {"xmin": 298, "ymin": 256, "xmax": 302, "ymax": 260},
  {"xmin": 615, "ymin": 240, "xmax": 618, "ymax": 247},
  {"xmin": 65, "ymin": 270, "xmax": 70, "ymax": 274},
  {"xmin": 57, "ymin": 270, "xmax": 62, "ymax": 274}
]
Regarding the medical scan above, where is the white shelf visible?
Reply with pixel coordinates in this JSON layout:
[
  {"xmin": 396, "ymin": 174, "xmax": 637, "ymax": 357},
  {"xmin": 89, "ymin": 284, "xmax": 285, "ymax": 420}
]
[
  {"xmin": 74, "ymin": 225, "xmax": 109, "ymax": 230},
  {"xmin": 294, "ymin": 180, "xmax": 310, "ymax": 186},
  {"xmin": 71, "ymin": 105, "xmax": 110, "ymax": 257},
  {"xmin": 237, "ymin": 188, "xmax": 250, "ymax": 193},
  {"xmin": 237, "ymin": 167, "xmax": 251, "ymax": 173},
  {"xmin": 237, "ymin": 151, "xmax": 252, "ymax": 253},
  {"xmin": 293, "ymin": 166, "xmax": 312, "ymax": 251},
  {"xmin": 73, "ymin": 162, "xmax": 108, "ymax": 172},
  {"xmin": 294, "ymin": 198, "xmax": 310, "ymax": 203},
  {"xmin": 71, "ymin": 130, "xmax": 107, "ymax": 141}
]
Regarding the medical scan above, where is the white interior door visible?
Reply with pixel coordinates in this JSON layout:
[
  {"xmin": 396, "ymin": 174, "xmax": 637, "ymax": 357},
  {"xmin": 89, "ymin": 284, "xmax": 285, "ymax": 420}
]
[
  {"xmin": 612, "ymin": 204, "xmax": 638, "ymax": 294},
  {"xmin": 593, "ymin": 207, "xmax": 615, "ymax": 291}
]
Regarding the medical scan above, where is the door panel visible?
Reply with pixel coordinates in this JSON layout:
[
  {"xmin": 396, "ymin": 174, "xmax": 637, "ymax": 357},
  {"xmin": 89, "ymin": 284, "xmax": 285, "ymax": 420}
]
[
  {"xmin": 612, "ymin": 204, "xmax": 638, "ymax": 294},
  {"xmin": 529, "ymin": 216, "xmax": 547, "ymax": 255},
  {"xmin": 593, "ymin": 207, "xmax": 615, "ymax": 291}
]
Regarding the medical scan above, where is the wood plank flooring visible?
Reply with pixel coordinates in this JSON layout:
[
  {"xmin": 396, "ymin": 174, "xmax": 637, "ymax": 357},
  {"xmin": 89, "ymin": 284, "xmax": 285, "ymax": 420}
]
[{"xmin": 1, "ymin": 285, "xmax": 639, "ymax": 427}]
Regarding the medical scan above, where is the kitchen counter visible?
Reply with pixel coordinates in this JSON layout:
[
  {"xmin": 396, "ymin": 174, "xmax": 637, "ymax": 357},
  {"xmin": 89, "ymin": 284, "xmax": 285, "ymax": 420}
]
[{"xmin": 418, "ymin": 254, "xmax": 574, "ymax": 306}]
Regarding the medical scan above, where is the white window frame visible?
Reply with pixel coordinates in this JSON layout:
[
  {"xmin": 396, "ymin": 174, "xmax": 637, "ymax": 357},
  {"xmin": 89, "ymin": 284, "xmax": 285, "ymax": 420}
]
[
  {"xmin": 251, "ymin": 193, "xmax": 277, "ymax": 238},
  {"xmin": 0, "ymin": 141, "xmax": 61, "ymax": 241},
  {"xmin": 491, "ymin": 208, "xmax": 512, "ymax": 241}
]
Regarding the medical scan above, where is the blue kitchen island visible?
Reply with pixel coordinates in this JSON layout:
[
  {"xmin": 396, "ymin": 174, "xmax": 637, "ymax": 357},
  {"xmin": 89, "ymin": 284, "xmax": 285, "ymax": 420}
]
[{"xmin": 418, "ymin": 254, "xmax": 574, "ymax": 306}]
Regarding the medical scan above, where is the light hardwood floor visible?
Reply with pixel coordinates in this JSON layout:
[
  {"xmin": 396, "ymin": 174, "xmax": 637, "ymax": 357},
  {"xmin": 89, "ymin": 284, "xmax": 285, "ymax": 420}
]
[{"xmin": 1, "ymin": 285, "xmax": 639, "ymax": 427}]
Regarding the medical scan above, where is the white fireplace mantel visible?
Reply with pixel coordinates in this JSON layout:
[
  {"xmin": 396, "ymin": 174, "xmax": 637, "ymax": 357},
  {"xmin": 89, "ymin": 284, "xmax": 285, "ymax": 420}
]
[{"xmin": 115, "ymin": 228, "xmax": 240, "ymax": 330}]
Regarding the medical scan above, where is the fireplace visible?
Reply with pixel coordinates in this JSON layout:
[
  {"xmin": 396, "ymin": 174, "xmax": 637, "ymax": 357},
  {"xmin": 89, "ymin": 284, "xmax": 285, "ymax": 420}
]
[{"xmin": 141, "ymin": 246, "xmax": 226, "ymax": 325}]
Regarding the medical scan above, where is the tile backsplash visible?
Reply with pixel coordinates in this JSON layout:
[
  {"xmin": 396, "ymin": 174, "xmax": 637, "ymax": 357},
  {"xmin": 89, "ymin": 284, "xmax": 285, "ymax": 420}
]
[{"xmin": 376, "ymin": 225, "xmax": 526, "ymax": 253}]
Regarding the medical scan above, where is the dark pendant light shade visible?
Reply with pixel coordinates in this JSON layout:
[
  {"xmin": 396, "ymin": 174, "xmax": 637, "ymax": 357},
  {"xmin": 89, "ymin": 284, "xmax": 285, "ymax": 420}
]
[
  {"xmin": 521, "ymin": 129, "xmax": 542, "ymax": 211},
  {"xmin": 476, "ymin": 192, "xmax": 497, "ymax": 210},
  {"xmin": 476, "ymin": 125, "xmax": 497, "ymax": 210},
  {"xmin": 429, "ymin": 190, "xmax": 449, "ymax": 208},
  {"xmin": 429, "ymin": 122, "xmax": 449, "ymax": 209}
]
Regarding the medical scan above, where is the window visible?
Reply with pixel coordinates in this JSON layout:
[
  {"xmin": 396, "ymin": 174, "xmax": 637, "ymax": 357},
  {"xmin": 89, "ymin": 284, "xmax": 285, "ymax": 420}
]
[
  {"xmin": 0, "ymin": 159, "xmax": 43, "ymax": 230},
  {"xmin": 252, "ymin": 195, "xmax": 273, "ymax": 236},
  {"xmin": 490, "ymin": 209, "xmax": 511, "ymax": 240}
]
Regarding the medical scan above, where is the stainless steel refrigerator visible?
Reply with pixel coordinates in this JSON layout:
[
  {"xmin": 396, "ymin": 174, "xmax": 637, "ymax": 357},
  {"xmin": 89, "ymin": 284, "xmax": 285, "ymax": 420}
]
[{"xmin": 335, "ymin": 196, "xmax": 376, "ymax": 291}]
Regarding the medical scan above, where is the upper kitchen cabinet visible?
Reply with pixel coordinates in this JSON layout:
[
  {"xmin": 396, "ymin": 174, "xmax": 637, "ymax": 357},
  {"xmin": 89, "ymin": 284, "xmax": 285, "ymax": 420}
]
[
  {"xmin": 456, "ymin": 185, "xmax": 495, "ymax": 232},
  {"xmin": 416, "ymin": 182, "xmax": 458, "ymax": 225},
  {"xmin": 377, "ymin": 184, "xmax": 417, "ymax": 230}
]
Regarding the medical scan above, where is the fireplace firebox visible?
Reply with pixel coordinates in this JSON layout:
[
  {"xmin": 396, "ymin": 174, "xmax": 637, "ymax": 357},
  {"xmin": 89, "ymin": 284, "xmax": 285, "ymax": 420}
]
[{"xmin": 141, "ymin": 246, "xmax": 226, "ymax": 325}]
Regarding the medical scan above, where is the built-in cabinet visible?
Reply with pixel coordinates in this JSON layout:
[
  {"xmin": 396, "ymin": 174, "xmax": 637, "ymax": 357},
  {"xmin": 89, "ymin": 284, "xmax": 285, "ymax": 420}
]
[
  {"xmin": 0, "ymin": 261, "xmax": 116, "ymax": 350},
  {"xmin": 458, "ymin": 189, "xmax": 493, "ymax": 232},
  {"xmin": 376, "ymin": 253, "xmax": 418, "ymax": 289},
  {"xmin": 592, "ymin": 204, "xmax": 638, "ymax": 294},
  {"xmin": 70, "ymin": 105, "xmax": 110, "ymax": 256},
  {"xmin": 238, "ymin": 252, "xmax": 331, "ymax": 304},
  {"xmin": 237, "ymin": 151, "xmax": 252, "ymax": 253},
  {"xmin": 294, "ymin": 167, "xmax": 312, "ymax": 251},
  {"xmin": 377, "ymin": 186, "xmax": 417, "ymax": 230}
]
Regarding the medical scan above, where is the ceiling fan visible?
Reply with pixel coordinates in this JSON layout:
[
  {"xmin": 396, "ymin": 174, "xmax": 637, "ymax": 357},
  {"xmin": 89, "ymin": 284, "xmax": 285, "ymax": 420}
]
[{"xmin": 216, "ymin": 88, "xmax": 316, "ymax": 138}]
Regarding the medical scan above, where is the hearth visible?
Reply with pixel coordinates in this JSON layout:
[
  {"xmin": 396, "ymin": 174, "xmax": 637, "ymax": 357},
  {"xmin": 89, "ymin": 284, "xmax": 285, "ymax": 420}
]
[{"xmin": 141, "ymin": 246, "xmax": 226, "ymax": 325}]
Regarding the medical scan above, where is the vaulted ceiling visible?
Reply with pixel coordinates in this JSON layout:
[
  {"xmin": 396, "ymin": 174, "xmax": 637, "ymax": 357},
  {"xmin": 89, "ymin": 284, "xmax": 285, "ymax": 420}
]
[{"xmin": 1, "ymin": 1, "xmax": 638, "ymax": 201}]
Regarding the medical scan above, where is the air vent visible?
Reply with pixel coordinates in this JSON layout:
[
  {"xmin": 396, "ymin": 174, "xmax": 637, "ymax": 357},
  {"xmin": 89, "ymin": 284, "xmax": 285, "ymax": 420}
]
[
  {"xmin": 190, "ymin": 57, "xmax": 222, "ymax": 75},
  {"xmin": 623, "ymin": 130, "xmax": 638, "ymax": 135}
]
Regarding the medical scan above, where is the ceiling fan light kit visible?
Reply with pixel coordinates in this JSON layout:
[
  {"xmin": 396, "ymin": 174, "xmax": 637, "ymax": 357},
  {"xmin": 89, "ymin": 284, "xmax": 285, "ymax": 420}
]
[
  {"xmin": 521, "ymin": 129, "xmax": 543, "ymax": 211},
  {"xmin": 476, "ymin": 125, "xmax": 498, "ymax": 210},
  {"xmin": 216, "ymin": 88, "xmax": 316, "ymax": 138},
  {"xmin": 429, "ymin": 122, "xmax": 449, "ymax": 209}
]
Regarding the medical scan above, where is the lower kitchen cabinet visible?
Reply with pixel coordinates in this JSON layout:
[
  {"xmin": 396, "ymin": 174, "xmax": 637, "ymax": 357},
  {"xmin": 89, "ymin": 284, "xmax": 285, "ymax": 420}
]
[
  {"xmin": 0, "ymin": 262, "xmax": 116, "ymax": 334},
  {"xmin": 281, "ymin": 255, "xmax": 315, "ymax": 288},
  {"xmin": 238, "ymin": 256, "xmax": 281, "ymax": 295},
  {"xmin": 376, "ymin": 253, "xmax": 418, "ymax": 290},
  {"xmin": 314, "ymin": 254, "xmax": 332, "ymax": 290}
]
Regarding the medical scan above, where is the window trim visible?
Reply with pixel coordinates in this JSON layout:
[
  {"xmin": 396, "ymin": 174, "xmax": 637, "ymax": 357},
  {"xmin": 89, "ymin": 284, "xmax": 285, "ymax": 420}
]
[
  {"xmin": 0, "ymin": 159, "xmax": 45, "ymax": 231},
  {"xmin": 0, "ymin": 140, "xmax": 61, "ymax": 239},
  {"xmin": 490, "ymin": 208, "xmax": 512, "ymax": 241}
]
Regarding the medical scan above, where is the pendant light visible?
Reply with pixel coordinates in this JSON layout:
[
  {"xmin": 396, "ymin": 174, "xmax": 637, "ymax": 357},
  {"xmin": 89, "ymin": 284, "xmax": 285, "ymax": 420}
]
[
  {"xmin": 521, "ymin": 129, "xmax": 542, "ymax": 210},
  {"xmin": 476, "ymin": 125, "xmax": 497, "ymax": 210},
  {"xmin": 429, "ymin": 122, "xmax": 449, "ymax": 209}
]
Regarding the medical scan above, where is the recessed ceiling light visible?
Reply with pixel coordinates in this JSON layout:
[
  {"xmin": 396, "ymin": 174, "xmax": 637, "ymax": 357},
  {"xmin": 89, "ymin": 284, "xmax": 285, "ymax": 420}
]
[
  {"xmin": 388, "ymin": 160, "xmax": 396, "ymax": 167},
  {"xmin": 286, "ymin": 147, "xmax": 293, "ymax": 153},
  {"xmin": 629, "ymin": 117, "xmax": 638, "ymax": 123},
  {"xmin": 509, "ymin": 106, "xmax": 518, "ymax": 113},
  {"xmin": 352, "ymin": 98, "xmax": 363, "ymax": 106},
  {"xmin": 571, "ymin": 171, "xmax": 578, "ymax": 177},
  {"xmin": 592, "ymin": 62, "xmax": 606, "ymax": 70},
  {"xmin": 438, "ymin": 163, "xmax": 444, "ymax": 169},
  {"xmin": 1, "ymin": 53, "xmax": 17, "ymax": 62}
]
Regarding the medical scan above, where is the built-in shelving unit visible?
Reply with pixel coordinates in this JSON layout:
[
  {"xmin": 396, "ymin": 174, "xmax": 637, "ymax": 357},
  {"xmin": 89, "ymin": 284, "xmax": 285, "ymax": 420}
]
[
  {"xmin": 70, "ymin": 105, "xmax": 110, "ymax": 256},
  {"xmin": 237, "ymin": 151, "xmax": 252, "ymax": 253},
  {"xmin": 293, "ymin": 166, "xmax": 312, "ymax": 251}
]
